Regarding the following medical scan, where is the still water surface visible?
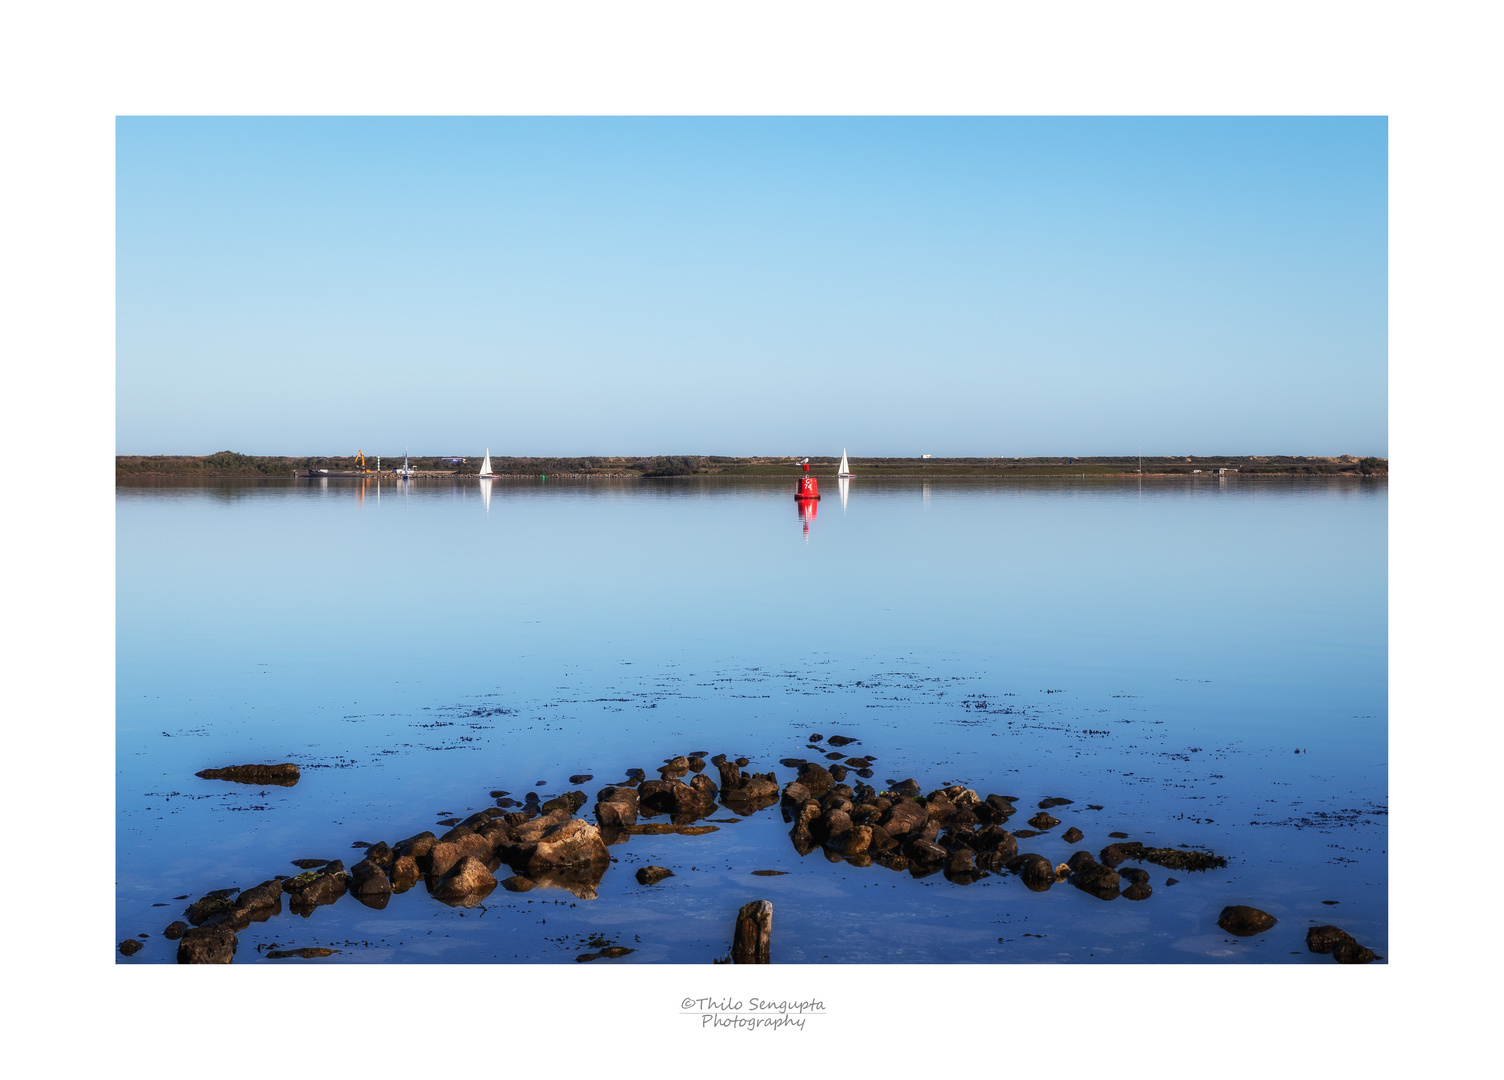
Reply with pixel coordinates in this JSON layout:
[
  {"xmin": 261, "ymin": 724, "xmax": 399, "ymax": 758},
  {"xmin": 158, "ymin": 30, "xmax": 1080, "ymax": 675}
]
[{"xmin": 116, "ymin": 475, "xmax": 1387, "ymax": 963}]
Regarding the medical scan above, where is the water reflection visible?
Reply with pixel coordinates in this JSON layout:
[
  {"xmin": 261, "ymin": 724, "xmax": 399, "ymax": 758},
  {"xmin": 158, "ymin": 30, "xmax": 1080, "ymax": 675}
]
[
  {"xmin": 839, "ymin": 475, "xmax": 850, "ymax": 511},
  {"xmin": 480, "ymin": 477, "xmax": 492, "ymax": 513},
  {"xmin": 797, "ymin": 495, "xmax": 818, "ymax": 540}
]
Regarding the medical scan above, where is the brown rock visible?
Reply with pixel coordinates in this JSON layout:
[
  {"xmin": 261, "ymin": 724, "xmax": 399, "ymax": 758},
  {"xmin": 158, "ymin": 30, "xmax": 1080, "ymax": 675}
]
[
  {"xmin": 390, "ymin": 854, "xmax": 421, "ymax": 891},
  {"xmin": 1027, "ymin": 812, "xmax": 1060, "ymax": 831},
  {"xmin": 636, "ymin": 866, "xmax": 674, "ymax": 885},
  {"xmin": 119, "ymin": 939, "xmax": 143, "ymax": 956},
  {"xmin": 195, "ymin": 763, "xmax": 300, "ymax": 786},
  {"xmin": 431, "ymin": 855, "xmax": 497, "ymax": 903},
  {"xmin": 1306, "ymin": 925, "xmax": 1356, "ymax": 954},
  {"xmin": 528, "ymin": 818, "xmax": 610, "ymax": 873},
  {"xmin": 1061, "ymin": 827, "xmax": 1084, "ymax": 844},
  {"xmin": 595, "ymin": 785, "xmax": 641, "ymax": 828},
  {"xmin": 1218, "ymin": 905, "xmax": 1278, "ymax": 937},
  {"xmin": 177, "ymin": 926, "xmax": 237, "ymax": 964},
  {"xmin": 1332, "ymin": 940, "xmax": 1377, "ymax": 964}
]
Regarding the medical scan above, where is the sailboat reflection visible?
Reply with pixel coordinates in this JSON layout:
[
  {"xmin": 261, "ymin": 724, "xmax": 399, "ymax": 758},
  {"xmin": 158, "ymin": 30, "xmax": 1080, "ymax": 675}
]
[
  {"xmin": 838, "ymin": 475, "xmax": 850, "ymax": 511},
  {"xmin": 797, "ymin": 493, "xmax": 818, "ymax": 540},
  {"xmin": 480, "ymin": 477, "xmax": 493, "ymax": 514}
]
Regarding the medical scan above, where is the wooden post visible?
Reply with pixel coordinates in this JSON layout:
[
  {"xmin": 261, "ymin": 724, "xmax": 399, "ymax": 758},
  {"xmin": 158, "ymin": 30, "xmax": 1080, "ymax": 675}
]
[{"xmin": 732, "ymin": 899, "xmax": 772, "ymax": 964}]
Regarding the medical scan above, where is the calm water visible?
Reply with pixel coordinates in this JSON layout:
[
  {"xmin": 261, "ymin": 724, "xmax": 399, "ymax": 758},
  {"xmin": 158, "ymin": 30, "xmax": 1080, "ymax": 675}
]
[{"xmin": 116, "ymin": 475, "xmax": 1387, "ymax": 963}]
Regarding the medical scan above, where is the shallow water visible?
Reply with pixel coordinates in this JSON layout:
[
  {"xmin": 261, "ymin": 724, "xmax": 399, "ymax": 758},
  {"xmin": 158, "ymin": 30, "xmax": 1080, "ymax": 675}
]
[{"xmin": 116, "ymin": 474, "xmax": 1387, "ymax": 963}]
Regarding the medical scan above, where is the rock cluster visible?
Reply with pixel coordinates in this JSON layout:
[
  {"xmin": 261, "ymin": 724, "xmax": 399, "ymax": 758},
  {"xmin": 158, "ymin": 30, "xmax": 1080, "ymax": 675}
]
[
  {"xmin": 154, "ymin": 740, "xmax": 1269, "ymax": 964},
  {"xmin": 1306, "ymin": 924, "xmax": 1378, "ymax": 963}
]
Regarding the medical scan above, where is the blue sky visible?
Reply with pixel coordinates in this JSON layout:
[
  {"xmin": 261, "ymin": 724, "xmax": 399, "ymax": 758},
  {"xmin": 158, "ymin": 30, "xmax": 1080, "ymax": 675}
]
[{"xmin": 117, "ymin": 117, "xmax": 1387, "ymax": 457}]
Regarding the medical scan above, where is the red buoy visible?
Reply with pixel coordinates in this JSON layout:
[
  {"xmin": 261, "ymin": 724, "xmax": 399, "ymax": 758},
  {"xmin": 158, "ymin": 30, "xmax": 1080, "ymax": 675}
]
[{"xmin": 795, "ymin": 457, "xmax": 820, "ymax": 500}]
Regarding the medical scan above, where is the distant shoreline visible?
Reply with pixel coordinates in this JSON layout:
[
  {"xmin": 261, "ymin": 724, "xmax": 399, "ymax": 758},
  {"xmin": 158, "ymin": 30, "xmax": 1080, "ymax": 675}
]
[{"xmin": 117, "ymin": 452, "xmax": 1388, "ymax": 480}]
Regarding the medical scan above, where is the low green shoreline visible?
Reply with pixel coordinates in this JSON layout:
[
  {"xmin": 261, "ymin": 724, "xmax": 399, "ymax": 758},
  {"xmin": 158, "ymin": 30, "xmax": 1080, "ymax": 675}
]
[{"xmin": 117, "ymin": 451, "xmax": 1388, "ymax": 480}]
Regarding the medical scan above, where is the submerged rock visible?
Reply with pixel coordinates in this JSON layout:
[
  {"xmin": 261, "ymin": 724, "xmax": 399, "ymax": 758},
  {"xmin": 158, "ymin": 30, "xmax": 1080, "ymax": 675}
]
[
  {"xmin": 636, "ymin": 866, "xmax": 674, "ymax": 885},
  {"xmin": 1218, "ymin": 905, "xmax": 1278, "ymax": 937},
  {"xmin": 195, "ymin": 763, "xmax": 300, "ymax": 786},
  {"xmin": 119, "ymin": 939, "xmax": 143, "ymax": 956}
]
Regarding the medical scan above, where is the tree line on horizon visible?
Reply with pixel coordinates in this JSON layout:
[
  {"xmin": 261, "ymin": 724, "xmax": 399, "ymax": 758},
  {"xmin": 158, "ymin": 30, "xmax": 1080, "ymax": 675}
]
[{"xmin": 115, "ymin": 451, "xmax": 1388, "ymax": 478}]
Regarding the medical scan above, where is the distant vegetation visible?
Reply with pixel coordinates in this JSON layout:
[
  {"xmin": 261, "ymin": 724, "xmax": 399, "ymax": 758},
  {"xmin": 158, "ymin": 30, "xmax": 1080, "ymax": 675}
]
[{"xmin": 118, "ymin": 452, "xmax": 1388, "ymax": 479}]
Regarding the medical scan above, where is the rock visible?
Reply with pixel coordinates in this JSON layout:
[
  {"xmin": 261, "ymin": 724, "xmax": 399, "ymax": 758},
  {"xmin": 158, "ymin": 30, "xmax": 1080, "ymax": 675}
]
[
  {"xmin": 1218, "ymin": 905, "xmax": 1278, "ymax": 937},
  {"xmin": 119, "ymin": 939, "xmax": 143, "ymax": 956},
  {"xmin": 732, "ymin": 899, "xmax": 773, "ymax": 963},
  {"xmin": 185, "ymin": 893, "xmax": 238, "ymax": 926},
  {"xmin": 541, "ymin": 791, "xmax": 588, "ymax": 815},
  {"xmin": 826, "ymin": 735, "xmax": 857, "ymax": 746},
  {"xmin": 890, "ymin": 779, "xmax": 922, "ymax": 799},
  {"xmin": 1007, "ymin": 853, "xmax": 1056, "ymax": 891},
  {"xmin": 811, "ymin": 808, "xmax": 853, "ymax": 844},
  {"xmin": 569, "ymin": 774, "xmax": 593, "ymax": 784},
  {"xmin": 881, "ymin": 799, "xmax": 929, "ymax": 838},
  {"xmin": 285, "ymin": 868, "xmax": 347, "ymax": 915},
  {"xmin": 429, "ymin": 833, "xmax": 497, "ymax": 878},
  {"xmin": 1065, "ymin": 850, "xmax": 1099, "ymax": 873},
  {"xmin": 1306, "ymin": 925, "xmax": 1357, "ymax": 954},
  {"xmin": 1038, "ymin": 797, "xmax": 1073, "ymax": 809},
  {"xmin": 715, "ymin": 758, "xmax": 744, "ymax": 790},
  {"xmin": 349, "ymin": 858, "xmax": 392, "ymax": 898},
  {"xmin": 796, "ymin": 762, "xmax": 835, "ymax": 798},
  {"xmin": 943, "ymin": 847, "xmax": 982, "ymax": 882},
  {"xmin": 500, "ymin": 875, "xmax": 535, "ymax": 892},
  {"xmin": 394, "ymin": 832, "xmax": 437, "ymax": 861},
  {"xmin": 177, "ymin": 926, "xmax": 237, "ymax": 964},
  {"xmin": 265, "ymin": 947, "xmax": 336, "ymax": 959},
  {"xmin": 636, "ymin": 866, "xmax": 674, "ymax": 885},
  {"xmin": 833, "ymin": 824, "xmax": 873, "ymax": 855},
  {"xmin": 978, "ymin": 795, "xmax": 1017, "ymax": 824},
  {"xmin": 1027, "ymin": 812, "xmax": 1060, "ymax": 831},
  {"xmin": 431, "ymin": 855, "xmax": 497, "ymax": 904},
  {"xmin": 234, "ymin": 879, "xmax": 286, "ymax": 920},
  {"xmin": 1069, "ymin": 862, "xmax": 1121, "ymax": 897},
  {"xmin": 162, "ymin": 920, "xmax": 189, "ymax": 940},
  {"xmin": 595, "ymin": 785, "xmax": 641, "ymax": 828},
  {"xmin": 906, "ymin": 838, "xmax": 948, "ymax": 866},
  {"xmin": 527, "ymin": 818, "xmax": 610, "ymax": 874},
  {"xmin": 361, "ymin": 841, "xmax": 395, "ymax": 870},
  {"xmin": 1332, "ymin": 941, "xmax": 1377, "ymax": 964},
  {"xmin": 195, "ymin": 763, "xmax": 300, "ymax": 786},
  {"xmin": 1121, "ymin": 882, "xmax": 1152, "ymax": 901},
  {"xmin": 638, "ymin": 778, "xmax": 717, "ymax": 819},
  {"xmin": 390, "ymin": 855, "xmax": 421, "ymax": 891},
  {"xmin": 1061, "ymin": 827, "xmax": 1084, "ymax": 844}
]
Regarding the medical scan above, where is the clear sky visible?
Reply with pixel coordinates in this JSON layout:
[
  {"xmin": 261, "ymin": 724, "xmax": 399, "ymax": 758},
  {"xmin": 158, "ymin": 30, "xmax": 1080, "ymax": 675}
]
[{"xmin": 117, "ymin": 116, "xmax": 1387, "ymax": 457}]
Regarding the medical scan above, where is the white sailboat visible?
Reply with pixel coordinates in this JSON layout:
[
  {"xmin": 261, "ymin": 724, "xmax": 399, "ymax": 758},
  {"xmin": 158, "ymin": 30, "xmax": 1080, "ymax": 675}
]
[
  {"xmin": 837, "ymin": 449, "xmax": 853, "ymax": 478},
  {"xmin": 478, "ymin": 449, "xmax": 496, "ymax": 479},
  {"xmin": 397, "ymin": 447, "xmax": 414, "ymax": 478}
]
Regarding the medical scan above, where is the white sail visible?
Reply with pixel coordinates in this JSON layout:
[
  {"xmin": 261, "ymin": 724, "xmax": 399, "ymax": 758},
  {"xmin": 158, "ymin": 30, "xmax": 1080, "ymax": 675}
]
[
  {"xmin": 838, "ymin": 449, "xmax": 852, "ymax": 476},
  {"xmin": 479, "ymin": 449, "xmax": 494, "ymax": 478}
]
